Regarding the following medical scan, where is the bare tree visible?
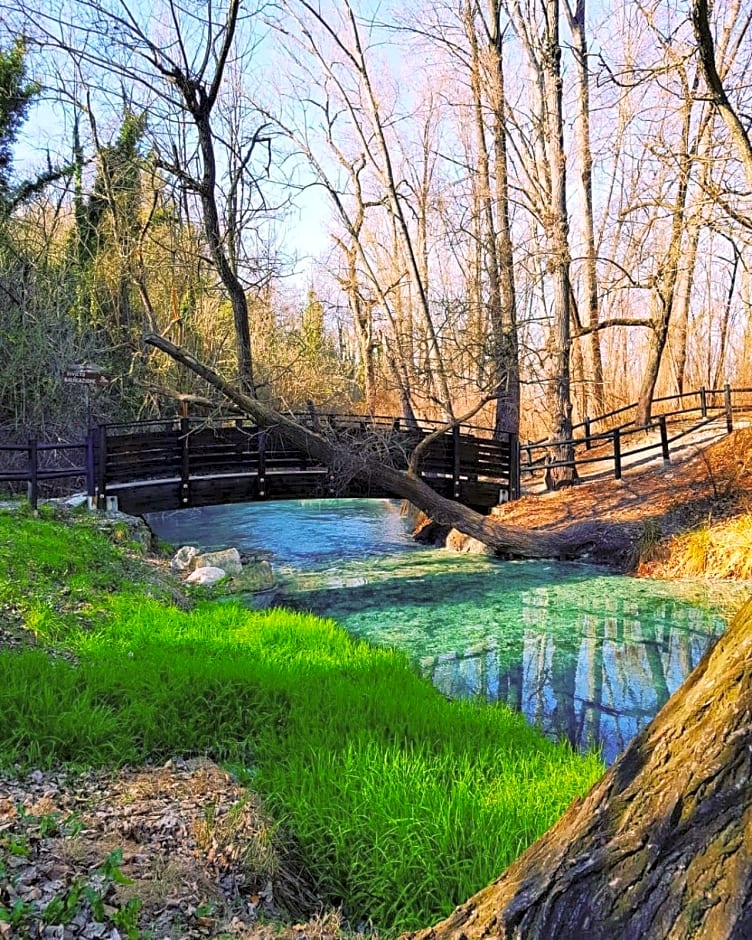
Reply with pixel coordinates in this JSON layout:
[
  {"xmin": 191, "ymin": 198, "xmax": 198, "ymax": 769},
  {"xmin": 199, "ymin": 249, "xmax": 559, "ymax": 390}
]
[
  {"xmin": 503, "ymin": 0, "xmax": 576, "ymax": 484},
  {"xmin": 692, "ymin": 0, "xmax": 752, "ymax": 190},
  {"xmin": 23, "ymin": 0, "xmax": 280, "ymax": 395}
]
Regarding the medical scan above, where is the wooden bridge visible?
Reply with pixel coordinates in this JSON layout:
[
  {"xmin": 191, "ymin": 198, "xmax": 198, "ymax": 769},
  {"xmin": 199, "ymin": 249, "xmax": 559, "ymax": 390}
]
[
  {"xmin": 5, "ymin": 385, "xmax": 751, "ymax": 514},
  {"xmin": 0, "ymin": 414, "xmax": 519, "ymax": 515}
]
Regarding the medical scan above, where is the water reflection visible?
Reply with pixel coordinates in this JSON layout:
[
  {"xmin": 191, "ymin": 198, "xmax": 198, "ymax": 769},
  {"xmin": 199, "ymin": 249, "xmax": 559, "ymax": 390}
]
[
  {"xmin": 419, "ymin": 590, "xmax": 720, "ymax": 763},
  {"xmin": 286, "ymin": 555, "xmax": 731, "ymax": 765}
]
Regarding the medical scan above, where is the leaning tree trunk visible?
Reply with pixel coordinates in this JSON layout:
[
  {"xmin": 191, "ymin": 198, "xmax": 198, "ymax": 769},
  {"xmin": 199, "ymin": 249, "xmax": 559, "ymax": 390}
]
[
  {"xmin": 144, "ymin": 333, "xmax": 629, "ymax": 562},
  {"xmin": 405, "ymin": 597, "xmax": 752, "ymax": 940}
]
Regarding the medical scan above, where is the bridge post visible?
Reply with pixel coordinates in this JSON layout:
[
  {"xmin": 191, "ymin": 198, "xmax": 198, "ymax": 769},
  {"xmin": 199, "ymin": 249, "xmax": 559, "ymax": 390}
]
[
  {"xmin": 27, "ymin": 438, "xmax": 38, "ymax": 510},
  {"xmin": 257, "ymin": 430, "xmax": 267, "ymax": 498},
  {"xmin": 700, "ymin": 387, "xmax": 708, "ymax": 418},
  {"xmin": 453, "ymin": 425, "xmax": 462, "ymax": 499},
  {"xmin": 85, "ymin": 431, "xmax": 95, "ymax": 500},
  {"xmin": 584, "ymin": 417, "xmax": 592, "ymax": 450},
  {"xmin": 613, "ymin": 426, "xmax": 622, "ymax": 480},
  {"xmin": 510, "ymin": 434, "xmax": 521, "ymax": 501},
  {"xmin": 97, "ymin": 426, "xmax": 107, "ymax": 510},
  {"xmin": 180, "ymin": 417, "xmax": 191, "ymax": 506}
]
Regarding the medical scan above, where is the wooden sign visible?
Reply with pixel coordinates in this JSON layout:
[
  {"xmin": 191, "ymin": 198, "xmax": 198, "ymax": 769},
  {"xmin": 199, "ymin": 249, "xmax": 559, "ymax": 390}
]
[{"xmin": 64, "ymin": 366, "xmax": 109, "ymax": 386}]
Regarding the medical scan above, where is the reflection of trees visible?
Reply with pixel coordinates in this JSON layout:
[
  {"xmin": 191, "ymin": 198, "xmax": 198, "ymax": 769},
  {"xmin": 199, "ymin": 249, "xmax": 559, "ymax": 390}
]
[
  {"xmin": 579, "ymin": 615, "xmax": 604, "ymax": 751},
  {"xmin": 420, "ymin": 588, "xmax": 725, "ymax": 764}
]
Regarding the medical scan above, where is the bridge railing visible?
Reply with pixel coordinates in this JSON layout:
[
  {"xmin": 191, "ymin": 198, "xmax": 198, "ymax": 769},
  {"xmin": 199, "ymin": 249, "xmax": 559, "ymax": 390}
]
[
  {"xmin": 0, "ymin": 437, "xmax": 95, "ymax": 509},
  {"xmin": 3, "ymin": 414, "xmax": 509, "ymax": 511},
  {"xmin": 90, "ymin": 414, "xmax": 517, "ymax": 514}
]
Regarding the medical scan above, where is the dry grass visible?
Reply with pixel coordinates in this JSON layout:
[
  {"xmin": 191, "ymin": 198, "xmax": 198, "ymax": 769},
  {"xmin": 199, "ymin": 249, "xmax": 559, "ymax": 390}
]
[{"xmin": 654, "ymin": 513, "xmax": 752, "ymax": 581}]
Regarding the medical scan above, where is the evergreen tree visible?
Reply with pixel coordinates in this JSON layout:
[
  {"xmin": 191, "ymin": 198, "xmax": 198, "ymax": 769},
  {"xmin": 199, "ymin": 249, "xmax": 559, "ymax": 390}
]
[{"xmin": 0, "ymin": 38, "xmax": 39, "ymax": 209}]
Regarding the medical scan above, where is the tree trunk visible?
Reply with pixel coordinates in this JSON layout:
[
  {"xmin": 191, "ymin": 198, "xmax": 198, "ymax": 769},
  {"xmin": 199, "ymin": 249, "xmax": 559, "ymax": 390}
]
[
  {"xmin": 565, "ymin": 0, "xmax": 605, "ymax": 417},
  {"xmin": 405, "ymin": 597, "xmax": 752, "ymax": 940},
  {"xmin": 490, "ymin": 0, "xmax": 521, "ymax": 438},
  {"xmin": 144, "ymin": 332, "xmax": 630, "ymax": 562},
  {"xmin": 692, "ymin": 0, "xmax": 752, "ymax": 191},
  {"xmin": 634, "ymin": 67, "xmax": 698, "ymax": 428},
  {"xmin": 635, "ymin": 313, "xmax": 669, "ymax": 428},
  {"xmin": 541, "ymin": 0, "xmax": 576, "ymax": 487}
]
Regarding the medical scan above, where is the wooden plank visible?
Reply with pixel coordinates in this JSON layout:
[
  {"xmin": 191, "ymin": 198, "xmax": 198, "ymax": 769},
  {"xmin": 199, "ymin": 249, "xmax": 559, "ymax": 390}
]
[{"xmin": 107, "ymin": 432, "xmax": 180, "ymax": 452}]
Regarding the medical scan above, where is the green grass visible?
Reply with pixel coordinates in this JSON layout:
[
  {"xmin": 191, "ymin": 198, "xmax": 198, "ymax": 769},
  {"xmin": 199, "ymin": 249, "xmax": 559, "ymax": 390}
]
[{"xmin": 0, "ymin": 507, "xmax": 604, "ymax": 934}]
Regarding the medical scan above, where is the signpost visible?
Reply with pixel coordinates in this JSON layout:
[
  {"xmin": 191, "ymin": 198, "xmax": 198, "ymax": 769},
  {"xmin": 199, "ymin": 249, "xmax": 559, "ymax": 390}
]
[
  {"xmin": 63, "ymin": 365, "xmax": 109, "ymax": 386},
  {"xmin": 63, "ymin": 364, "xmax": 109, "ymax": 426}
]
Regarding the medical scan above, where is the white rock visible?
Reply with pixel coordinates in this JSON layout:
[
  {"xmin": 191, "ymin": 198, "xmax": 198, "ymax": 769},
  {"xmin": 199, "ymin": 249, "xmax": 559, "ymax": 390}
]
[
  {"xmin": 192, "ymin": 547, "xmax": 243, "ymax": 576},
  {"xmin": 185, "ymin": 566, "xmax": 227, "ymax": 586},
  {"xmin": 171, "ymin": 545, "xmax": 199, "ymax": 570}
]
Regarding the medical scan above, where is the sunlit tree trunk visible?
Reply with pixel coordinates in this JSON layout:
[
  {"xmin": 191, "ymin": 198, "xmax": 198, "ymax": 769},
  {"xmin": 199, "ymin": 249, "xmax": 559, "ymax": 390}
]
[
  {"xmin": 539, "ymin": 0, "xmax": 576, "ymax": 484},
  {"xmin": 564, "ymin": 0, "xmax": 604, "ymax": 416},
  {"xmin": 466, "ymin": 0, "xmax": 521, "ymax": 436}
]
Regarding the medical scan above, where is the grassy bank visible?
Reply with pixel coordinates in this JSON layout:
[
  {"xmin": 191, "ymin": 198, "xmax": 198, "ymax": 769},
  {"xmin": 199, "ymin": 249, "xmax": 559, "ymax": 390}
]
[{"xmin": 0, "ymin": 507, "xmax": 604, "ymax": 935}]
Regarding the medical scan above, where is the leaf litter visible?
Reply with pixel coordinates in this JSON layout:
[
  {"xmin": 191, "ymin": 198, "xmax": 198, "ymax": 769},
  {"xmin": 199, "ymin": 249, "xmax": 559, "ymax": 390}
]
[{"xmin": 0, "ymin": 758, "xmax": 363, "ymax": 939}]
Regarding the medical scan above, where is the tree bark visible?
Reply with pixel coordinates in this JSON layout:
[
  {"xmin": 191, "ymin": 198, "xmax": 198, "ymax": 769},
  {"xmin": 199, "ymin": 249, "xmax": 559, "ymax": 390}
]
[
  {"xmin": 143, "ymin": 332, "xmax": 629, "ymax": 562},
  {"xmin": 405, "ymin": 597, "xmax": 752, "ymax": 940},
  {"xmin": 541, "ymin": 0, "xmax": 576, "ymax": 486},
  {"xmin": 692, "ymin": 0, "xmax": 752, "ymax": 191}
]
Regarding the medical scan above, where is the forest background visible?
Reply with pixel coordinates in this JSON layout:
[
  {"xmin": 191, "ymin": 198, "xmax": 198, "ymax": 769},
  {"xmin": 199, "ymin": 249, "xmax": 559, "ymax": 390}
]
[{"xmin": 1, "ymin": 0, "xmax": 751, "ymax": 483}]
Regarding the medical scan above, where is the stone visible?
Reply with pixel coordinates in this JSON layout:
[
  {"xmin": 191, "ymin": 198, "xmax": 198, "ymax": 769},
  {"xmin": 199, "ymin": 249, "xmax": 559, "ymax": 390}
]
[
  {"xmin": 191, "ymin": 547, "xmax": 243, "ymax": 576},
  {"xmin": 228, "ymin": 560, "xmax": 276, "ymax": 593},
  {"xmin": 171, "ymin": 545, "xmax": 199, "ymax": 571},
  {"xmin": 445, "ymin": 528, "xmax": 495, "ymax": 555},
  {"xmin": 185, "ymin": 566, "xmax": 227, "ymax": 586}
]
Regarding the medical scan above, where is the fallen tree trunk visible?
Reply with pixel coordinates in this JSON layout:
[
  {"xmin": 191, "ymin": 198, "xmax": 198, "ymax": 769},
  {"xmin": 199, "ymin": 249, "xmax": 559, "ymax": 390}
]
[
  {"xmin": 404, "ymin": 597, "xmax": 752, "ymax": 940},
  {"xmin": 144, "ymin": 333, "xmax": 632, "ymax": 562}
]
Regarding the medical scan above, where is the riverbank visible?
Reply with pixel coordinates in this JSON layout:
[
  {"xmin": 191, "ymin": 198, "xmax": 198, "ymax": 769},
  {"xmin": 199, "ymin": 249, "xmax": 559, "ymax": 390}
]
[
  {"xmin": 492, "ymin": 425, "xmax": 752, "ymax": 578},
  {"xmin": 0, "ymin": 506, "xmax": 602, "ymax": 939},
  {"xmin": 2, "ymin": 427, "xmax": 750, "ymax": 938}
]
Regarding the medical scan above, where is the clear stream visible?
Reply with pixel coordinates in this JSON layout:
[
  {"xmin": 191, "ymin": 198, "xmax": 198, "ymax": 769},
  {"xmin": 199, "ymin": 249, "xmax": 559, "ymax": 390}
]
[{"xmin": 147, "ymin": 498, "xmax": 745, "ymax": 764}]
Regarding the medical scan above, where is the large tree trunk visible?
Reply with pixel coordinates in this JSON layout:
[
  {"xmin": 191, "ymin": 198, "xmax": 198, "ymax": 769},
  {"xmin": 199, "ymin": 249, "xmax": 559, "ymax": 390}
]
[
  {"xmin": 405, "ymin": 598, "xmax": 752, "ymax": 940},
  {"xmin": 144, "ymin": 333, "xmax": 628, "ymax": 562}
]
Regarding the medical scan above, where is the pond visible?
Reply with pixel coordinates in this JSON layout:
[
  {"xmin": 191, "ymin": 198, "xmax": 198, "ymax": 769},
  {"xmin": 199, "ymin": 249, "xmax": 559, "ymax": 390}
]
[{"xmin": 147, "ymin": 498, "xmax": 741, "ymax": 764}]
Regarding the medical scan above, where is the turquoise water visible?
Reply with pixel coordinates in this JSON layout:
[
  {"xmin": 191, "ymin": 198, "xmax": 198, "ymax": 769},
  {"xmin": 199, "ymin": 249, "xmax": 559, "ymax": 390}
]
[{"xmin": 147, "ymin": 499, "xmax": 742, "ymax": 763}]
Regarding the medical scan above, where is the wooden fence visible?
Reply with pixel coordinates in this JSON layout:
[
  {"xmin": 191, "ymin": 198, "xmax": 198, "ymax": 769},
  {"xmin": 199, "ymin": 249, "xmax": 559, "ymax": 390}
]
[
  {"xmin": 0, "ymin": 438, "xmax": 94, "ymax": 508},
  {"xmin": 520, "ymin": 384, "xmax": 751, "ymax": 483},
  {"xmin": 3, "ymin": 385, "xmax": 749, "ymax": 512}
]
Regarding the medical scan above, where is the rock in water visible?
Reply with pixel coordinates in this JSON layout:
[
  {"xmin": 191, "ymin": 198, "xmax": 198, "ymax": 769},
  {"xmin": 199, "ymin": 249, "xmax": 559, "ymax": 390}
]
[{"xmin": 229, "ymin": 560, "xmax": 276, "ymax": 592}]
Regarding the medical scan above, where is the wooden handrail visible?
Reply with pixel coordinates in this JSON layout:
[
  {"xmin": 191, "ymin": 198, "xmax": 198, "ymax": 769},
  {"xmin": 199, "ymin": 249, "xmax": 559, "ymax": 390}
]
[
  {"xmin": 520, "ymin": 385, "xmax": 752, "ymax": 485},
  {"xmin": 0, "ymin": 438, "xmax": 93, "ymax": 510},
  {"xmin": 3, "ymin": 385, "xmax": 751, "ymax": 510}
]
